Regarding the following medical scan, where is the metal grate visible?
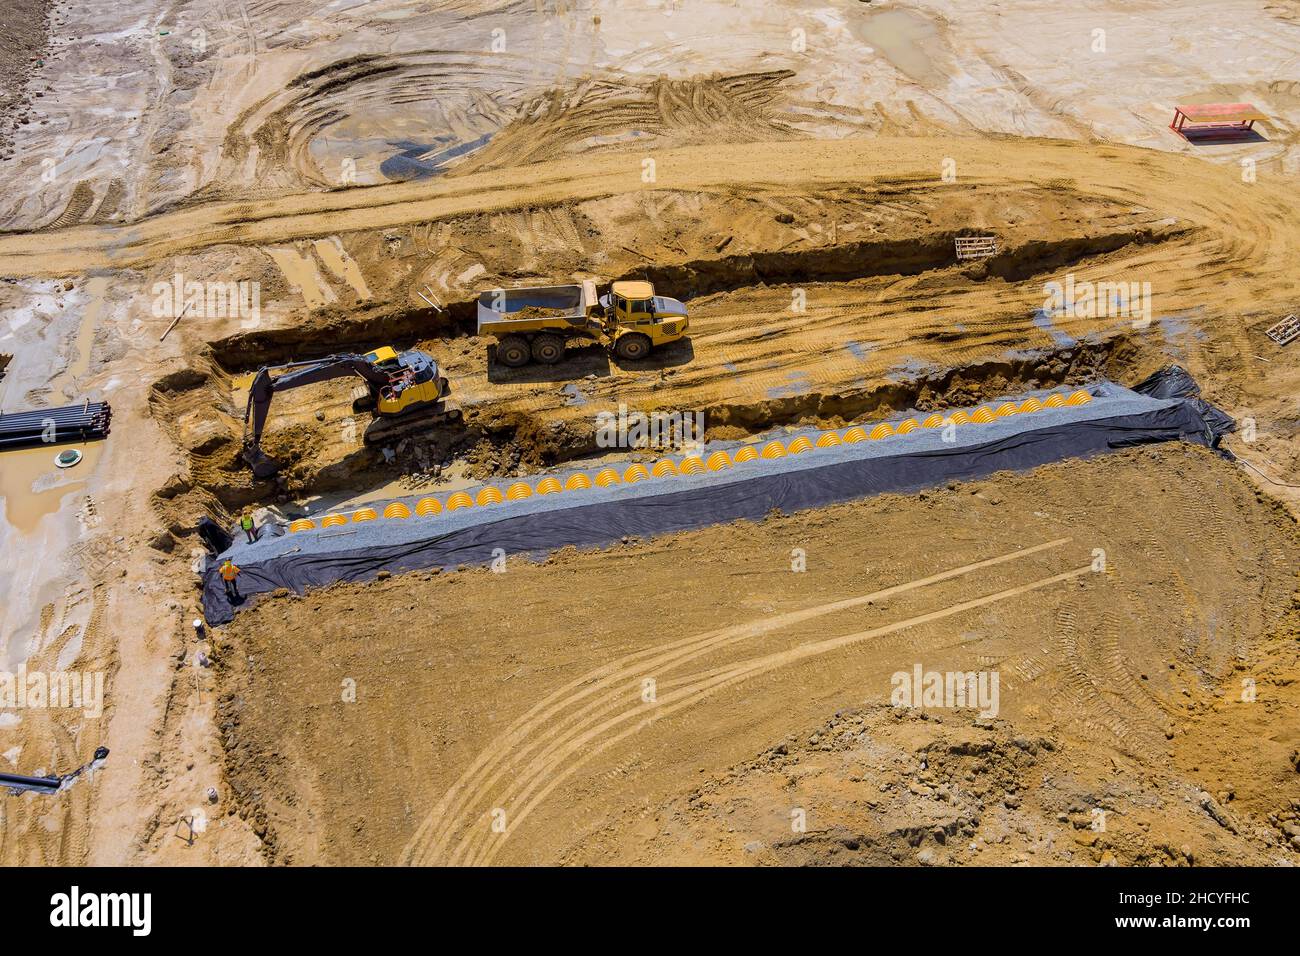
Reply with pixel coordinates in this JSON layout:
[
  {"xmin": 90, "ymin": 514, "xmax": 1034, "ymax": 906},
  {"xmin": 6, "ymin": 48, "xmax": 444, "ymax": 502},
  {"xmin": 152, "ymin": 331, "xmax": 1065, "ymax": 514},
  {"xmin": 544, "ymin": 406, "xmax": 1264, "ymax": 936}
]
[
  {"xmin": 954, "ymin": 236, "xmax": 998, "ymax": 261},
  {"xmin": 1265, "ymin": 314, "xmax": 1300, "ymax": 346}
]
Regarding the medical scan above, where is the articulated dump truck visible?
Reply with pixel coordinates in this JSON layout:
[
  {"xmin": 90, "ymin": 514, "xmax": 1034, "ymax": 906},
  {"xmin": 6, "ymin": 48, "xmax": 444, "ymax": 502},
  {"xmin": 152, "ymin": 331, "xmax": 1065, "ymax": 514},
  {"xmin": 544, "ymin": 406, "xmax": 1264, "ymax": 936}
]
[{"xmin": 476, "ymin": 279, "xmax": 689, "ymax": 366}]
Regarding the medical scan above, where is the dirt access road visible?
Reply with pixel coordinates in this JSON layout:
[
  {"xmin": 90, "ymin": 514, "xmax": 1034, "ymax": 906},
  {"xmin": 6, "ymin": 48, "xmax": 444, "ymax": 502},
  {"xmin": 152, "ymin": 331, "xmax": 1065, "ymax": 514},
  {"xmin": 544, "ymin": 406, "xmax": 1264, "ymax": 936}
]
[{"xmin": 0, "ymin": 135, "xmax": 1291, "ymax": 287}]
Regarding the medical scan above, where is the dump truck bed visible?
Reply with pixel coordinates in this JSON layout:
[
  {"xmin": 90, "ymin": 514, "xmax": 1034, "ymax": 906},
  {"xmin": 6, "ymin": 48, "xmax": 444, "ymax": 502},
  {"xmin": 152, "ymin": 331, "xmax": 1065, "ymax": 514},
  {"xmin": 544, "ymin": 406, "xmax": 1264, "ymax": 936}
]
[{"xmin": 476, "ymin": 282, "xmax": 600, "ymax": 336}]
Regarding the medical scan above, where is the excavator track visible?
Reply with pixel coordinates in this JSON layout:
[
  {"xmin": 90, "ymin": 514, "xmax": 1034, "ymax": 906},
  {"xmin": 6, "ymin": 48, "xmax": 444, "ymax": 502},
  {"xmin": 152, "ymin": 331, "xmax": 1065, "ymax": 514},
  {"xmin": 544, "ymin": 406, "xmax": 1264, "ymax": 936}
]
[{"xmin": 363, "ymin": 399, "xmax": 464, "ymax": 448}]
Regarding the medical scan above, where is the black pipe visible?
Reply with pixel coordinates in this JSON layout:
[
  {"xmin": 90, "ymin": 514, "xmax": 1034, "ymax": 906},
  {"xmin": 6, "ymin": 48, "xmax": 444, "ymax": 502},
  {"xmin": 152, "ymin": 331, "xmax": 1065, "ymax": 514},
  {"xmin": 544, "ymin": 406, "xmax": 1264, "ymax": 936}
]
[
  {"xmin": 1, "ymin": 747, "xmax": 109, "ymax": 795},
  {"xmin": 0, "ymin": 435, "xmax": 109, "ymax": 450},
  {"xmin": 0, "ymin": 403, "xmax": 111, "ymax": 425},
  {"xmin": 0, "ymin": 424, "xmax": 107, "ymax": 435},
  {"xmin": 0, "ymin": 404, "xmax": 110, "ymax": 422},
  {"xmin": 0, "ymin": 421, "xmax": 108, "ymax": 431},
  {"xmin": 0, "ymin": 417, "xmax": 105, "ymax": 425},
  {"xmin": 0, "ymin": 402, "xmax": 112, "ymax": 449},
  {"xmin": 0, "ymin": 770, "xmax": 62, "ymax": 794}
]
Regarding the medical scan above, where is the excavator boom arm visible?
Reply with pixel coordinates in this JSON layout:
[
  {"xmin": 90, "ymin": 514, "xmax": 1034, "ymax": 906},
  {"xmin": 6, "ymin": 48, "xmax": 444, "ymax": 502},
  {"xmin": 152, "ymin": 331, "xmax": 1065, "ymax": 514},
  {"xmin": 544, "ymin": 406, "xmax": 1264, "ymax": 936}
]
[{"xmin": 242, "ymin": 354, "xmax": 392, "ymax": 474}]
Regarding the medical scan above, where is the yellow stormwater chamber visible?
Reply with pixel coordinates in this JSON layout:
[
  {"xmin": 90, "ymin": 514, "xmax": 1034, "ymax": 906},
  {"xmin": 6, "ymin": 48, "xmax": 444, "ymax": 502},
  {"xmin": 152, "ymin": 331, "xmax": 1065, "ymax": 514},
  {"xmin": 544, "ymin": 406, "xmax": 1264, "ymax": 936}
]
[{"xmin": 294, "ymin": 392, "xmax": 1099, "ymax": 533}]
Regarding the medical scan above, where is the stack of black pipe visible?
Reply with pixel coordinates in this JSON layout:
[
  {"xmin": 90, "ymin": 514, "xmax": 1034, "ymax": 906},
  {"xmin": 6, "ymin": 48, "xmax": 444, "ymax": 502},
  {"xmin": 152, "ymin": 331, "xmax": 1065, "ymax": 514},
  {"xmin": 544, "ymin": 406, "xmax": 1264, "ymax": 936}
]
[{"xmin": 0, "ymin": 401, "xmax": 112, "ymax": 449}]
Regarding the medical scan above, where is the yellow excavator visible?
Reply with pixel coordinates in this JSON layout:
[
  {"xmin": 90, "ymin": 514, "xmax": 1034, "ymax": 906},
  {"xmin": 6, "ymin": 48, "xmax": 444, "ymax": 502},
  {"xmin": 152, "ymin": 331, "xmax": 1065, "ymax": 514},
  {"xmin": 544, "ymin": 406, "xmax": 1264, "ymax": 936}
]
[{"xmin": 241, "ymin": 346, "xmax": 460, "ymax": 478}]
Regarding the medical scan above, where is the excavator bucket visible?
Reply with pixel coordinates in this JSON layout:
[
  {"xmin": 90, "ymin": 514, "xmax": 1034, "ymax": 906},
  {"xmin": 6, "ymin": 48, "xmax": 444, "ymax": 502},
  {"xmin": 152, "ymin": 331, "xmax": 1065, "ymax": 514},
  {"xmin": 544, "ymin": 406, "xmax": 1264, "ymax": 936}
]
[{"xmin": 242, "ymin": 441, "xmax": 282, "ymax": 480}]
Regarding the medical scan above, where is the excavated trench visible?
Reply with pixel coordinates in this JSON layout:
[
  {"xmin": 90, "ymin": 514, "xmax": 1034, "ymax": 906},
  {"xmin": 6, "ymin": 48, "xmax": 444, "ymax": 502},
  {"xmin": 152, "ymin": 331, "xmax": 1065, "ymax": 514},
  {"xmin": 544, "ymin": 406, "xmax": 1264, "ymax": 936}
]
[
  {"xmin": 615, "ymin": 225, "xmax": 1187, "ymax": 299},
  {"xmin": 150, "ymin": 327, "xmax": 1155, "ymax": 537},
  {"xmin": 149, "ymin": 223, "xmax": 1182, "ymax": 535},
  {"xmin": 465, "ymin": 330, "xmax": 1155, "ymax": 460},
  {"xmin": 205, "ymin": 223, "xmax": 1188, "ymax": 371}
]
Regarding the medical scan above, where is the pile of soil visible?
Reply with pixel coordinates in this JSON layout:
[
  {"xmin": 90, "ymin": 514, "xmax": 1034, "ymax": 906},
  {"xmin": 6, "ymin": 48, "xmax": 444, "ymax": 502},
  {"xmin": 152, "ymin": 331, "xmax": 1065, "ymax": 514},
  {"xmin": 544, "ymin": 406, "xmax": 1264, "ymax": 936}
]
[
  {"xmin": 601, "ymin": 702, "xmax": 1296, "ymax": 866},
  {"xmin": 0, "ymin": 1, "xmax": 53, "ymax": 155},
  {"xmin": 511, "ymin": 306, "xmax": 573, "ymax": 320}
]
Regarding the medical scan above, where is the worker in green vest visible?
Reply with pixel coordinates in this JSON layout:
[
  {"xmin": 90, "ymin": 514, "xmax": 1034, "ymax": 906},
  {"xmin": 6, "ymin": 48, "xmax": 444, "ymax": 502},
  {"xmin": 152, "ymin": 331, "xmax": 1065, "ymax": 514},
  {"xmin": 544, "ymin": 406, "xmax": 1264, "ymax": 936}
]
[{"xmin": 240, "ymin": 511, "xmax": 257, "ymax": 544}]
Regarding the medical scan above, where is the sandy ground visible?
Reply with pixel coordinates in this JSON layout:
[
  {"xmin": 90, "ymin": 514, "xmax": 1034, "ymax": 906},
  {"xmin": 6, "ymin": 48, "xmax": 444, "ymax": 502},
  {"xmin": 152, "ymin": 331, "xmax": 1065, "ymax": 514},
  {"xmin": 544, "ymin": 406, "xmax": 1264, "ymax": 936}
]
[
  {"xmin": 1, "ymin": 0, "xmax": 1299, "ymax": 867},
  {"xmin": 215, "ymin": 448, "xmax": 1300, "ymax": 866}
]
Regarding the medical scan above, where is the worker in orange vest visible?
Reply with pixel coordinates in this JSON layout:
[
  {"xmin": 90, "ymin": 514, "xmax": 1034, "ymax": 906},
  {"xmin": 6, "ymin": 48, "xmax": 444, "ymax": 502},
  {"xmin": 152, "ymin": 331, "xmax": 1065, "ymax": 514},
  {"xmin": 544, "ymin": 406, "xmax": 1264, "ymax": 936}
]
[{"xmin": 219, "ymin": 558, "xmax": 241, "ymax": 601}]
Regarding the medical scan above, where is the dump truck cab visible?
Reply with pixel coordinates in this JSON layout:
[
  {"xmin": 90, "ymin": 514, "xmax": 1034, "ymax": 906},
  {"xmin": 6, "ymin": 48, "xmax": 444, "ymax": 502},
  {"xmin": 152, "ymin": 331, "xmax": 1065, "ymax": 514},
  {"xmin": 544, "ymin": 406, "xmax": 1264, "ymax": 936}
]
[
  {"xmin": 477, "ymin": 278, "xmax": 688, "ymax": 366},
  {"xmin": 600, "ymin": 280, "xmax": 689, "ymax": 361}
]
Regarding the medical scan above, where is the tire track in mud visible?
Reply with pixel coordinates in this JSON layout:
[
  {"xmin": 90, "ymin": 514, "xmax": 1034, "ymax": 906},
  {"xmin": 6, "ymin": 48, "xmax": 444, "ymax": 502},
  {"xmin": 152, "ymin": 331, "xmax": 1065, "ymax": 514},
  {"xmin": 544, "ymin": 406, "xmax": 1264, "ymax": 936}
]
[
  {"xmin": 401, "ymin": 538, "xmax": 1075, "ymax": 866},
  {"xmin": 1055, "ymin": 598, "xmax": 1167, "ymax": 757},
  {"xmin": 1095, "ymin": 605, "xmax": 1173, "ymax": 734},
  {"xmin": 454, "ymin": 564, "xmax": 1095, "ymax": 866}
]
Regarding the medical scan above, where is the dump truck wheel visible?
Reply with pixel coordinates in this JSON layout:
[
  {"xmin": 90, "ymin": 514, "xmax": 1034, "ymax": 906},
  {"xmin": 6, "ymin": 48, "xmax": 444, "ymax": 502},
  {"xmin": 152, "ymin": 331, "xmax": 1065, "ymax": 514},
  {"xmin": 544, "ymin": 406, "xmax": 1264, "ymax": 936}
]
[
  {"xmin": 615, "ymin": 333, "xmax": 651, "ymax": 361},
  {"xmin": 497, "ymin": 335, "xmax": 531, "ymax": 367},
  {"xmin": 531, "ymin": 333, "xmax": 565, "ymax": 365}
]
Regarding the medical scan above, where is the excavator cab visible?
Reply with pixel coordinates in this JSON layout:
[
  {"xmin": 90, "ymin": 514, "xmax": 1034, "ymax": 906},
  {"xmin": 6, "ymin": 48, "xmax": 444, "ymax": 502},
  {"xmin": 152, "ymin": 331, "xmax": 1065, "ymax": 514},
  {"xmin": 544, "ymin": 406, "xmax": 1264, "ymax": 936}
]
[
  {"xmin": 363, "ymin": 348, "xmax": 448, "ymax": 414},
  {"xmin": 602, "ymin": 280, "xmax": 690, "ymax": 361}
]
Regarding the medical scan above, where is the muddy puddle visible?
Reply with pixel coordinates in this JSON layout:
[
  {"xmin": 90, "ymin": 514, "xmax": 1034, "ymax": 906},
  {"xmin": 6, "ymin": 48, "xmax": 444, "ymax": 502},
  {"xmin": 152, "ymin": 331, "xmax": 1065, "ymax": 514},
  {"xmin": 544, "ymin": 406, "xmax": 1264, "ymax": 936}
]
[
  {"xmin": 0, "ymin": 442, "xmax": 102, "ymax": 535},
  {"xmin": 849, "ymin": 7, "xmax": 949, "ymax": 87}
]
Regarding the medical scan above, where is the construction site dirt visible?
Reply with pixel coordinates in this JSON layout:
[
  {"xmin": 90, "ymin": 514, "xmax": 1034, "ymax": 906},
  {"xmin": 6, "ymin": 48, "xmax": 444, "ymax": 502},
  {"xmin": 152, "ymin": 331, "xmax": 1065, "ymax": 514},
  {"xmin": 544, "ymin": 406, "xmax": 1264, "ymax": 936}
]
[
  {"xmin": 2, "ymin": 0, "xmax": 1300, "ymax": 876},
  {"xmin": 217, "ymin": 448, "xmax": 1300, "ymax": 866}
]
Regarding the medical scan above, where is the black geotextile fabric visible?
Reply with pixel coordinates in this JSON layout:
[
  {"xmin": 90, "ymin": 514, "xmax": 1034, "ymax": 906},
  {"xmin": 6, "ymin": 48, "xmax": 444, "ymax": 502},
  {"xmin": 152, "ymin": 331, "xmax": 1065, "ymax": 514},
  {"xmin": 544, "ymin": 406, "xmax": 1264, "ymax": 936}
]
[
  {"xmin": 1132, "ymin": 365, "xmax": 1236, "ymax": 444},
  {"xmin": 201, "ymin": 385, "xmax": 1231, "ymax": 625}
]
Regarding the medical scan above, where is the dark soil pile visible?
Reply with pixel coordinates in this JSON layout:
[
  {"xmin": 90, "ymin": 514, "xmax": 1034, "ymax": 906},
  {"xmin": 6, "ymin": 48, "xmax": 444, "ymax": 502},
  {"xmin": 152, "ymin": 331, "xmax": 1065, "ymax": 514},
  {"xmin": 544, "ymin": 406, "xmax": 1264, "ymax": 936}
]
[{"xmin": 0, "ymin": 0, "xmax": 53, "ymax": 155}]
